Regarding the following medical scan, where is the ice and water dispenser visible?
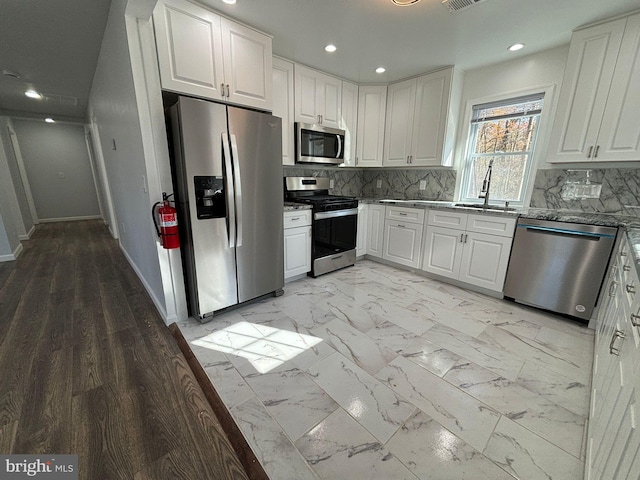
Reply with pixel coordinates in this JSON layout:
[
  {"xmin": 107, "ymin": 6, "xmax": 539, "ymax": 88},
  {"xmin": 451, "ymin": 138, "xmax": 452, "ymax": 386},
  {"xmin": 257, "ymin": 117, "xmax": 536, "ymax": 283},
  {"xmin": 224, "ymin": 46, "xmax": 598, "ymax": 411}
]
[{"xmin": 194, "ymin": 176, "xmax": 226, "ymax": 219}]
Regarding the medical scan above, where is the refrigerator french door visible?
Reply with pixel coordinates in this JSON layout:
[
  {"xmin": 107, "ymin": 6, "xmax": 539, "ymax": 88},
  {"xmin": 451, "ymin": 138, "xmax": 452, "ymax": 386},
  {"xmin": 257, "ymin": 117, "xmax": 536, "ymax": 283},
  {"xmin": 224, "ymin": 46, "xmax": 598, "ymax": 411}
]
[{"xmin": 166, "ymin": 95, "xmax": 284, "ymax": 320}]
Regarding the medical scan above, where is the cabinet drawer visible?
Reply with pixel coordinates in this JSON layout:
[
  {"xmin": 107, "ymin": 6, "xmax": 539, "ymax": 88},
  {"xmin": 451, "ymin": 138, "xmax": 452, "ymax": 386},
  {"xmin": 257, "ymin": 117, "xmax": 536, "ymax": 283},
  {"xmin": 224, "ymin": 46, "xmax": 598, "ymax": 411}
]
[
  {"xmin": 427, "ymin": 210, "xmax": 467, "ymax": 230},
  {"xmin": 386, "ymin": 206, "xmax": 425, "ymax": 224},
  {"xmin": 466, "ymin": 214, "xmax": 516, "ymax": 238},
  {"xmin": 284, "ymin": 209, "xmax": 312, "ymax": 228}
]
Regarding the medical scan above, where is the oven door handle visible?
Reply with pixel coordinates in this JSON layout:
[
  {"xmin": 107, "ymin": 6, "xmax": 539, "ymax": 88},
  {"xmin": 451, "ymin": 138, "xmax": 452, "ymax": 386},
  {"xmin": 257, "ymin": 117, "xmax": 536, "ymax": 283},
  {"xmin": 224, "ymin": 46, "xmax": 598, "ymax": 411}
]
[{"xmin": 314, "ymin": 208, "xmax": 358, "ymax": 220}]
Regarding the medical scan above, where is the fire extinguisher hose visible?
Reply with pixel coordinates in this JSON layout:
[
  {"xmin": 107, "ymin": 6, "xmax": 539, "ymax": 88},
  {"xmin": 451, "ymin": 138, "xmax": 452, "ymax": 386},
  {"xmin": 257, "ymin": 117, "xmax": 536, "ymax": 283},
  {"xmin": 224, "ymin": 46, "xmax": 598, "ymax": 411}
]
[{"xmin": 152, "ymin": 201, "xmax": 163, "ymax": 238}]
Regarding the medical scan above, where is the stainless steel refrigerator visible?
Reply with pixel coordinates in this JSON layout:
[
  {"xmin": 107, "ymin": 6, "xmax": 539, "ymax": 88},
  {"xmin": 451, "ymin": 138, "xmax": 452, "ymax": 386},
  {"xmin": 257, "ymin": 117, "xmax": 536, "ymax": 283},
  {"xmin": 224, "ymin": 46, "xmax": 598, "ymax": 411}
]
[{"xmin": 165, "ymin": 94, "xmax": 284, "ymax": 321}]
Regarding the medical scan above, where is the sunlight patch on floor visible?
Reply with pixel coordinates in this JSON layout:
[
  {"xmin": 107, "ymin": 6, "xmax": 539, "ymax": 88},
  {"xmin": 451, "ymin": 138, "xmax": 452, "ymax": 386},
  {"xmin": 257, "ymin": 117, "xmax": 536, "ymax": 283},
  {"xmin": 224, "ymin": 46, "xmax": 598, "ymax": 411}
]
[{"xmin": 192, "ymin": 321, "xmax": 323, "ymax": 374}]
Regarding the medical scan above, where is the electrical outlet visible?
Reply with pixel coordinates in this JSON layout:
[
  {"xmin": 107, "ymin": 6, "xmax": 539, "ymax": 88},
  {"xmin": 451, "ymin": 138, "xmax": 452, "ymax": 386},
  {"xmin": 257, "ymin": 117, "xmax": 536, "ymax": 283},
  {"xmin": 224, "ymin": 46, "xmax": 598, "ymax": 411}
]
[
  {"xmin": 419, "ymin": 180, "xmax": 427, "ymax": 190},
  {"xmin": 329, "ymin": 179, "xmax": 335, "ymax": 189},
  {"xmin": 376, "ymin": 180, "xmax": 382, "ymax": 188}
]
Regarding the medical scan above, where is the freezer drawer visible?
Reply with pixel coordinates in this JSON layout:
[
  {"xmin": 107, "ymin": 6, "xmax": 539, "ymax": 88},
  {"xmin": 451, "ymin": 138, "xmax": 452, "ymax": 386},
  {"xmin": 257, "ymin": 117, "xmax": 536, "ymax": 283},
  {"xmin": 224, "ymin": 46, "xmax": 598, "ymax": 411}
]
[{"xmin": 503, "ymin": 219, "xmax": 617, "ymax": 321}]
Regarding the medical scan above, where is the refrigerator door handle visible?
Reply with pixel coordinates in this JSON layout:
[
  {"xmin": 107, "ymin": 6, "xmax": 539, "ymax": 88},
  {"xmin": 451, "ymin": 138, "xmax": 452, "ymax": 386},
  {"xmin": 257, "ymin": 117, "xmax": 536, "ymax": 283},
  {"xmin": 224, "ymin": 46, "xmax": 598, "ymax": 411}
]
[
  {"xmin": 221, "ymin": 132, "xmax": 236, "ymax": 248},
  {"xmin": 230, "ymin": 133, "xmax": 243, "ymax": 247}
]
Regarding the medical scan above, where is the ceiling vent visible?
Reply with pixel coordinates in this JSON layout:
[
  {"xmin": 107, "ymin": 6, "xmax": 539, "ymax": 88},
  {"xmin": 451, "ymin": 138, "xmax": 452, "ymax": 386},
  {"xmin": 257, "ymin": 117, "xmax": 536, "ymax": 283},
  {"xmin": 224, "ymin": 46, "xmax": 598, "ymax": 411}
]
[
  {"xmin": 42, "ymin": 92, "xmax": 79, "ymax": 107},
  {"xmin": 442, "ymin": 0, "xmax": 488, "ymax": 13}
]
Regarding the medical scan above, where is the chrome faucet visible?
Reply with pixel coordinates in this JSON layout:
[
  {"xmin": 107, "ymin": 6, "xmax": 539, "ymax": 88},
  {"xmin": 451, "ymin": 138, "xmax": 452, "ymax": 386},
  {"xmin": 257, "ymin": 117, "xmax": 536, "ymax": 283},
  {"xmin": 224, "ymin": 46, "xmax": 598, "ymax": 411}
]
[{"xmin": 478, "ymin": 159, "xmax": 494, "ymax": 207}]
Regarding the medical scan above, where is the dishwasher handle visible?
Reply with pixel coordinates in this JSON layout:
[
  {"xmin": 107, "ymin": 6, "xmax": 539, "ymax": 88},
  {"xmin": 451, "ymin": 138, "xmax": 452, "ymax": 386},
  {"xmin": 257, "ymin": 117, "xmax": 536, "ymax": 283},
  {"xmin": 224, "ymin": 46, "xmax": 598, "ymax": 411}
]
[{"xmin": 518, "ymin": 224, "xmax": 616, "ymax": 239}]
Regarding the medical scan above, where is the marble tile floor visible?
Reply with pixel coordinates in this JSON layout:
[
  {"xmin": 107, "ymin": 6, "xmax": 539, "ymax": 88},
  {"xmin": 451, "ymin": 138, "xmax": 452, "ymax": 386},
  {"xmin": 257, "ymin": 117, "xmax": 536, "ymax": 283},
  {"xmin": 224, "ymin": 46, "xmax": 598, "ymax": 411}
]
[{"xmin": 177, "ymin": 260, "xmax": 594, "ymax": 480}]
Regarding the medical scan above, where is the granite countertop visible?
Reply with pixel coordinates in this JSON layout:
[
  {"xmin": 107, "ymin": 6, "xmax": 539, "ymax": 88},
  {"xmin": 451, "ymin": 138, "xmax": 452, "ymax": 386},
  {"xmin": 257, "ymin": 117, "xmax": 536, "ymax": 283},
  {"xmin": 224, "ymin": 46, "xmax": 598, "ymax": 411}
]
[{"xmin": 284, "ymin": 197, "xmax": 640, "ymax": 269}]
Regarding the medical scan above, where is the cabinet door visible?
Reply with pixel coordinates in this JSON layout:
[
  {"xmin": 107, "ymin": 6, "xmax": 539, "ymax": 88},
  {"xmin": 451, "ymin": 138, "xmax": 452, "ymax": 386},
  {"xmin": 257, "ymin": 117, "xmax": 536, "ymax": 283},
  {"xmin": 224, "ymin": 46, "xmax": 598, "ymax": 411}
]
[
  {"xmin": 341, "ymin": 81, "xmax": 359, "ymax": 166},
  {"xmin": 356, "ymin": 86, "xmax": 387, "ymax": 167},
  {"xmin": 366, "ymin": 205, "xmax": 386, "ymax": 258},
  {"xmin": 597, "ymin": 13, "xmax": 640, "ymax": 162},
  {"xmin": 458, "ymin": 232, "xmax": 512, "ymax": 292},
  {"xmin": 284, "ymin": 225, "xmax": 311, "ymax": 279},
  {"xmin": 153, "ymin": 0, "xmax": 225, "ymax": 100},
  {"xmin": 273, "ymin": 57, "xmax": 295, "ymax": 165},
  {"xmin": 547, "ymin": 18, "xmax": 627, "ymax": 163},
  {"xmin": 356, "ymin": 204, "xmax": 368, "ymax": 257},
  {"xmin": 383, "ymin": 78, "xmax": 416, "ymax": 166},
  {"xmin": 422, "ymin": 226, "xmax": 463, "ymax": 280},
  {"xmin": 319, "ymin": 73, "xmax": 343, "ymax": 129},
  {"xmin": 220, "ymin": 18, "xmax": 272, "ymax": 111},
  {"xmin": 294, "ymin": 65, "xmax": 320, "ymax": 124},
  {"xmin": 411, "ymin": 69, "xmax": 451, "ymax": 166},
  {"xmin": 383, "ymin": 220, "xmax": 423, "ymax": 268}
]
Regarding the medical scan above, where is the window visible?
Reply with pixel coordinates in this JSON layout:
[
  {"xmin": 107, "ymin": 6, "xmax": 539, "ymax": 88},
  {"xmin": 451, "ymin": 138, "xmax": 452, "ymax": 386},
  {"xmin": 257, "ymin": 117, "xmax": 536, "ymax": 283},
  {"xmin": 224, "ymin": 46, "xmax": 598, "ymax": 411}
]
[{"xmin": 460, "ymin": 93, "xmax": 544, "ymax": 205}]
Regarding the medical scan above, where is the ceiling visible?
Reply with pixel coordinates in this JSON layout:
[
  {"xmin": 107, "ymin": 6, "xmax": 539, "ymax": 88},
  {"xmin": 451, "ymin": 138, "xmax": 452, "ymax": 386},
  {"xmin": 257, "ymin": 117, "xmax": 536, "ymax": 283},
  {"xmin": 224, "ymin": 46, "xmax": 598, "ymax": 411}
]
[{"xmin": 0, "ymin": 0, "xmax": 638, "ymax": 122}]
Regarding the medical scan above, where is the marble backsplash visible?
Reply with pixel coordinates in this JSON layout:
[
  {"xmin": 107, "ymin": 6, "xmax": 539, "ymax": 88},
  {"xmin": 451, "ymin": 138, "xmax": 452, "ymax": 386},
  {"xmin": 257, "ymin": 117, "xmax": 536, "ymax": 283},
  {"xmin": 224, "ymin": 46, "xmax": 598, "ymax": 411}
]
[
  {"xmin": 530, "ymin": 168, "xmax": 640, "ymax": 216},
  {"xmin": 283, "ymin": 166, "xmax": 456, "ymax": 200}
]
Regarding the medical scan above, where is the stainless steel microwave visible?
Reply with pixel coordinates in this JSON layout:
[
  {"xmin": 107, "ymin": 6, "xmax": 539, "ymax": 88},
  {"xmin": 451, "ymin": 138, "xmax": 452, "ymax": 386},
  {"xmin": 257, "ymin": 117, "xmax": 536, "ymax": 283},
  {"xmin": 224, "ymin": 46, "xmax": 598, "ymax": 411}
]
[{"xmin": 295, "ymin": 123, "xmax": 345, "ymax": 165}]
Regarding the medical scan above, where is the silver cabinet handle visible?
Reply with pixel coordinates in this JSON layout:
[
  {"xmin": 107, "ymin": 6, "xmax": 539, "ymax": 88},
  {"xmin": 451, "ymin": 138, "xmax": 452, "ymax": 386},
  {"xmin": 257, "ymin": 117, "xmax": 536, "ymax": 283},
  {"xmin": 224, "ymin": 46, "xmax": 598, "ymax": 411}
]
[
  {"xmin": 290, "ymin": 217, "xmax": 300, "ymax": 221},
  {"xmin": 397, "ymin": 224, "xmax": 406, "ymax": 228},
  {"xmin": 459, "ymin": 233, "xmax": 464, "ymax": 243},
  {"xmin": 609, "ymin": 280, "xmax": 618, "ymax": 297},
  {"xmin": 399, "ymin": 212, "xmax": 408, "ymax": 216},
  {"xmin": 587, "ymin": 146, "xmax": 593, "ymax": 158},
  {"xmin": 623, "ymin": 264, "xmax": 631, "ymax": 272},
  {"xmin": 609, "ymin": 329, "xmax": 625, "ymax": 356},
  {"xmin": 626, "ymin": 284, "xmax": 636, "ymax": 294},
  {"xmin": 630, "ymin": 311, "xmax": 640, "ymax": 327},
  {"xmin": 464, "ymin": 234, "xmax": 468, "ymax": 243},
  {"xmin": 621, "ymin": 250, "xmax": 628, "ymax": 257},
  {"xmin": 221, "ymin": 83, "xmax": 226, "ymax": 97},
  {"xmin": 594, "ymin": 145, "xmax": 600, "ymax": 158}
]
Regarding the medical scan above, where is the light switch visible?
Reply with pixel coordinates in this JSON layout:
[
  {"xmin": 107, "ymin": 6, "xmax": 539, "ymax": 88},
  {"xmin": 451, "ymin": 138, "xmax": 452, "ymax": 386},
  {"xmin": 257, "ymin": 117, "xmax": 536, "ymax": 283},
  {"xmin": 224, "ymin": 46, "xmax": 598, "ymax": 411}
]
[
  {"xmin": 419, "ymin": 180, "xmax": 427, "ymax": 190},
  {"xmin": 376, "ymin": 180, "xmax": 382, "ymax": 188}
]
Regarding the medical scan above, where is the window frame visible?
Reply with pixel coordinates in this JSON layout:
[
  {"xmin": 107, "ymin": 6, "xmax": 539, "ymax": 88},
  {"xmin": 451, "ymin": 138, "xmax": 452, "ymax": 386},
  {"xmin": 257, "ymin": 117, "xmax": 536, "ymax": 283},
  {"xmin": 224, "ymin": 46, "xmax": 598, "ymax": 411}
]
[{"xmin": 456, "ymin": 85, "xmax": 555, "ymax": 208}]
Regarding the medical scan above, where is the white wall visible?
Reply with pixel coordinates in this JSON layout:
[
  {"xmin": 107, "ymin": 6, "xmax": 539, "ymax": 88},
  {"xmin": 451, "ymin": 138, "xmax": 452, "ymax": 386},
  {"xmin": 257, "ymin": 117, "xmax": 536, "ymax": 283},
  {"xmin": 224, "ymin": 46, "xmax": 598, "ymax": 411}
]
[
  {"xmin": 11, "ymin": 120, "xmax": 101, "ymax": 221},
  {"xmin": 0, "ymin": 117, "xmax": 33, "ymax": 238},
  {"xmin": 88, "ymin": 0, "xmax": 166, "ymax": 317}
]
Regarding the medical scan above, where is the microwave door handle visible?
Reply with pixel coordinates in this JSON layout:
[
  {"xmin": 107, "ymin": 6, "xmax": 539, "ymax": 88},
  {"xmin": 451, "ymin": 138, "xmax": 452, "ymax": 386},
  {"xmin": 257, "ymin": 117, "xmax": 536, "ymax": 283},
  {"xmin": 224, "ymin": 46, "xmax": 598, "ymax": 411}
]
[
  {"xmin": 221, "ymin": 132, "xmax": 236, "ymax": 248},
  {"xmin": 230, "ymin": 134, "xmax": 243, "ymax": 247},
  {"xmin": 336, "ymin": 133, "xmax": 342, "ymax": 159}
]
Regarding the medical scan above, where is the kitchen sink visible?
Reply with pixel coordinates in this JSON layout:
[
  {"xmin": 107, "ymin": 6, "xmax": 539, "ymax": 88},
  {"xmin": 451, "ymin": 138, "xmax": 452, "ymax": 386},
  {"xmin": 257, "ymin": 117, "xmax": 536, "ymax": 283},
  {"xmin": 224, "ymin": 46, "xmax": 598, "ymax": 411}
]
[{"xmin": 454, "ymin": 203, "xmax": 517, "ymax": 212}]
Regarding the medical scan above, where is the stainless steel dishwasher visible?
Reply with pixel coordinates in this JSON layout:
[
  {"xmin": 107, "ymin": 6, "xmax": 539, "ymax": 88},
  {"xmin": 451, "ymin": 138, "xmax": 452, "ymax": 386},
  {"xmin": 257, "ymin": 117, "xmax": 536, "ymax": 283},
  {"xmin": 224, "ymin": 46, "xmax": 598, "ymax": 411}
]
[{"xmin": 503, "ymin": 218, "xmax": 618, "ymax": 321}]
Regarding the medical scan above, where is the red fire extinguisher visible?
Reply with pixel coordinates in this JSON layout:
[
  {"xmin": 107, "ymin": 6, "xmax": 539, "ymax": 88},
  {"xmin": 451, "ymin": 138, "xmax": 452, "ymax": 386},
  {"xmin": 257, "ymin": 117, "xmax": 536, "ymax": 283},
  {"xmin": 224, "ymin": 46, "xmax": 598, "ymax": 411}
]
[{"xmin": 153, "ymin": 192, "xmax": 180, "ymax": 249}]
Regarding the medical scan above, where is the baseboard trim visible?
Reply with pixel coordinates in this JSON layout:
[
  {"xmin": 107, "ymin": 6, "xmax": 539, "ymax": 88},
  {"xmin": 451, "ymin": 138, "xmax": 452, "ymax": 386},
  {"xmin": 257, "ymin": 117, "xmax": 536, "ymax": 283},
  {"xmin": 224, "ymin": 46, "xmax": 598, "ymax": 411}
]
[
  {"xmin": 39, "ymin": 215, "xmax": 102, "ymax": 223},
  {"xmin": 0, "ymin": 242, "xmax": 23, "ymax": 263},
  {"xmin": 18, "ymin": 225, "xmax": 36, "ymax": 240}
]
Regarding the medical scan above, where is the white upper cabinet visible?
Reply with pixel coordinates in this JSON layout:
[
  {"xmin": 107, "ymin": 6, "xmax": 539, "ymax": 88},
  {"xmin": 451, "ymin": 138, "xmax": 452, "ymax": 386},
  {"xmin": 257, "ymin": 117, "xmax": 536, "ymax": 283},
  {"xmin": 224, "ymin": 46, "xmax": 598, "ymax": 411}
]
[
  {"xmin": 548, "ymin": 12, "xmax": 640, "ymax": 162},
  {"xmin": 384, "ymin": 67, "xmax": 460, "ymax": 167},
  {"xmin": 294, "ymin": 64, "xmax": 342, "ymax": 129},
  {"xmin": 355, "ymin": 86, "xmax": 387, "ymax": 167},
  {"xmin": 272, "ymin": 56, "xmax": 295, "ymax": 165},
  {"xmin": 384, "ymin": 78, "xmax": 416, "ymax": 166},
  {"xmin": 153, "ymin": 0, "xmax": 272, "ymax": 111},
  {"xmin": 220, "ymin": 18, "xmax": 272, "ymax": 110},
  {"xmin": 341, "ymin": 81, "xmax": 359, "ymax": 167}
]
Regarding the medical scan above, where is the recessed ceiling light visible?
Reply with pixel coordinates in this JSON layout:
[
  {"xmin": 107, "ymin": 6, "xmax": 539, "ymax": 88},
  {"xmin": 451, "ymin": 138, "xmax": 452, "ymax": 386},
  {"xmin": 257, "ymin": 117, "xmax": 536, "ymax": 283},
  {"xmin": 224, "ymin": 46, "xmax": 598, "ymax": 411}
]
[
  {"xmin": 391, "ymin": 0, "xmax": 421, "ymax": 5},
  {"xmin": 25, "ymin": 89, "xmax": 42, "ymax": 99},
  {"xmin": 325, "ymin": 44, "xmax": 337, "ymax": 53},
  {"xmin": 45, "ymin": 118, "xmax": 55, "ymax": 123},
  {"xmin": 508, "ymin": 43, "xmax": 525, "ymax": 52},
  {"xmin": 222, "ymin": 0, "xmax": 236, "ymax": 4},
  {"xmin": 375, "ymin": 67, "xmax": 386, "ymax": 74}
]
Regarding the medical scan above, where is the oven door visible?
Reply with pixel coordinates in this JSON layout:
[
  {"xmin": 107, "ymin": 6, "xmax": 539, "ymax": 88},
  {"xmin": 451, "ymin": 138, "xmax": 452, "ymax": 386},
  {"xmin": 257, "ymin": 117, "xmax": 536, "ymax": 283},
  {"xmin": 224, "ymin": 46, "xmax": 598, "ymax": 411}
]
[
  {"xmin": 296, "ymin": 123, "xmax": 345, "ymax": 165},
  {"xmin": 313, "ymin": 208, "xmax": 357, "ymax": 258}
]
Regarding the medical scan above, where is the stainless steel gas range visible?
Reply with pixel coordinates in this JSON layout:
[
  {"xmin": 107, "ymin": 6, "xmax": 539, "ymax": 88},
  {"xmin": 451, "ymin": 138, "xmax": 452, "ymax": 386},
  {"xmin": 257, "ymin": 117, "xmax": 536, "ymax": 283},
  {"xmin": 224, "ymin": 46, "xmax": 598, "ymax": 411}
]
[{"xmin": 285, "ymin": 177, "xmax": 358, "ymax": 277}]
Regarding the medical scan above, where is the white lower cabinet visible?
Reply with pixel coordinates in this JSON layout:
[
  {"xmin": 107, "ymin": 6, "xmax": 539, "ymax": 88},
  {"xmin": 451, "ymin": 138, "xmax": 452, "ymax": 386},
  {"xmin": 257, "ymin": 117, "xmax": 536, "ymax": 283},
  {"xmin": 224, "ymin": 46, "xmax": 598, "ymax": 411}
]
[
  {"xmin": 588, "ymin": 234, "xmax": 640, "ymax": 480},
  {"xmin": 356, "ymin": 204, "xmax": 367, "ymax": 257},
  {"xmin": 382, "ymin": 206, "xmax": 425, "ymax": 268},
  {"xmin": 283, "ymin": 210, "xmax": 311, "ymax": 280},
  {"xmin": 422, "ymin": 210, "xmax": 515, "ymax": 292},
  {"xmin": 366, "ymin": 204, "xmax": 385, "ymax": 258}
]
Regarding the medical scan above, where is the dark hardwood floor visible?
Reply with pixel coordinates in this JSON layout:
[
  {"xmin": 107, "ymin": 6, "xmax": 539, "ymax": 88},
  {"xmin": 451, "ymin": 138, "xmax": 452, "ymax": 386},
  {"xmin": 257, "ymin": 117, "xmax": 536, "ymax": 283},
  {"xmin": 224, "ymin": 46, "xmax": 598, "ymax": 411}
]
[{"xmin": 0, "ymin": 220, "xmax": 255, "ymax": 479}]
